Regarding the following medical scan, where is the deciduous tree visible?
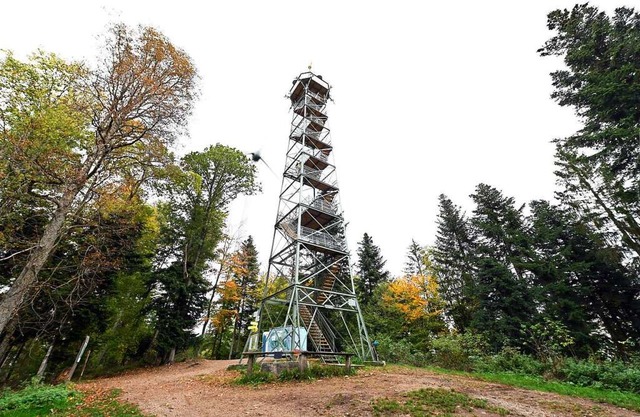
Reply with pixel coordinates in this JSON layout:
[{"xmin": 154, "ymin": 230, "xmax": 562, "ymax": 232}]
[{"xmin": 0, "ymin": 24, "xmax": 198, "ymax": 336}]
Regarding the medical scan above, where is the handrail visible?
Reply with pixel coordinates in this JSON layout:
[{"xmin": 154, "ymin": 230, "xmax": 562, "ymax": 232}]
[
  {"xmin": 300, "ymin": 306, "xmax": 336, "ymax": 353},
  {"xmin": 279, "ymin": 221, "xmax": 346, "ymax": 252},
  {"xmin": 299, "ymin": 165, "xmax": 322, "ymax": 179},
  {"xmin": 303, "ymin": 197, "xmax": 336, "ymax": 214},
  {"xmin": 300, "ymin": 225, "xmax": 345, "ymax": 251},
  {"xmin": 289, "ymin": 128, "xmax": 332, "ymax": 147},
  {"xmin": 292, "ymin": 98, "xmax": 326, "ymax": 113},
  {"xmin": 314, "ymin": 309, "xmax": 336, "ymax": 351}
]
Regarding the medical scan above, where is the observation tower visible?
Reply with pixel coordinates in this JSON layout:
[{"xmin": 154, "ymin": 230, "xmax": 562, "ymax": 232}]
[{"xmin": 255, "ymin": 71, "xmax": 374, "ymax": 363}]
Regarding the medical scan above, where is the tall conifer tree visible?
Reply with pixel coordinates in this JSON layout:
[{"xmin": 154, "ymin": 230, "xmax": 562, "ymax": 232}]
[
  {"xmin": 355, "ymin": 233, "xmax": 390, "ymax": 306},
  {"xmin": 433, "ymin": 194, "xmax": 476, "ymax": 331}
]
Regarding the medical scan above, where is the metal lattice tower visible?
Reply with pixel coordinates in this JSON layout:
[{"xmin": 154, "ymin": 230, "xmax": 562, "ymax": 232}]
[{"xmin": 257, "ymin": 71, "xmax": 374, "ymax": 362}]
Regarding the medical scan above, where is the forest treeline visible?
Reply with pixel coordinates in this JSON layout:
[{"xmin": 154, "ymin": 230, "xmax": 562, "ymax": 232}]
[
  {"xmin": 0, "ymin": 24, "xmax": 262, "ymax": 382},
  {"xmin": 0, "ymin": 4, "xmax": 639, "ymax": 389},
  {"xmin": 355, "ymin": 4, "xmax": 640, "ymax": 393}
]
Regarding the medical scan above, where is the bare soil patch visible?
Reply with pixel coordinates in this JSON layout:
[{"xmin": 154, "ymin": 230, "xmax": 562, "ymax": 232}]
[{"xmin": 80, "ymin": 360, "xmax": 639, "ymax": 416}]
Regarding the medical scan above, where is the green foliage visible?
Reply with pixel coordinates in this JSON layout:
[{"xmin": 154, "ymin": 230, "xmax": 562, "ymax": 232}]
[
  {"xmin": 277, "ymin": 365, "xmax": 355, "ymax": 381},
  {"xmin": 374, "ymin": 335, "xmax": 428, "ymax": 367},
  {"xmin": 522, "ymin": 318, "xmax": 574, "ymax": 368},
  {"xmin": 355, "ymin": 233, "xmax": 390, "ymax": 306},
  {"xmin": 152, "ymin": 144, "xmax": 259, "ymax": 361},
  {"xmin": 403, "ymin": 239, "xmax": 427, "ymax": 276},
  {"xmin": 470, "ymin": 184, "xmax": 537, "ymax": 352},
  {"xmin": 560, "ymin": 358, "xmax": 640, "ymax": 394},
  {"xmin": 0, "ymin": 383, "xmax": 72, "ymax": 414},
  {"xmin": 0, "ymin": 384, "xmax": 147, "ymax": 417},
  {"xmin": 474, "ymin": 347, "xmax": 546, "ymax": 376},
  {"xmin": 540, "ymin": 5, "xmax": 640, "ymax": 261},
  {"xmin": 236, "ymin": 364, "xmax": 355, "ymax": 386},
  {"xmin": 372, "ymin": 388, "xmax": 509, "ymax": 416},
  {"xmin": 469, "ymin": 372, "xmax": 640, "ymax": 413},
  {"xmin": 228, "ymin": 236, "xmax": 260, "ymax": 358},
  {"xmin": 431, "ymin": 337, "xmax": 640, "ymax": 395},
  {"xmin": 235, "ymin": 370, "xmax": 276, "ymax": 386},
  {"xmin": 432, "ymin": 194, "xmax": 476, "ymax": 331},
  {"xmin": 428, "ymin": 333, "xmax": 487, "ymax": 371}
]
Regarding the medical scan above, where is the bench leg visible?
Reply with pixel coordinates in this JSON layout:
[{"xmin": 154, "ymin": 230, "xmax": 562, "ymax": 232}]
[
  {"xmin": 298, "ymin": 353, "xmax": 308, "ymax": 372},
  {"xmin": 247, "ymin": 355, "xmax": 255, "ymax": 376}
]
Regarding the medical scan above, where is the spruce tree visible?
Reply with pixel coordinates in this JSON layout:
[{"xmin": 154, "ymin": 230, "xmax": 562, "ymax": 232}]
[
  {"xmin": 355, "ymin": 233, "xmax": 390, "ymax": 306},
  {"xmin": 469, "ymin": 184, "xmax": 536, "ymax": 351},
  {"xmin": 403, "ymin": 239, "xmax": 426, "ymax": 276},
  {"xmin": 540, "ymin": 4, "xmax": 640, "ymax": 259},
  {"xmin": 433, "ymin": 194, "xmax": 476, "ymax": 331},
  {"xmin": 529, "ymin": 200, "xmax": 640, "ymax": 355},
  {"xmin": 228, "ymin": 236, "xmax": 260, "ymax": 358}
]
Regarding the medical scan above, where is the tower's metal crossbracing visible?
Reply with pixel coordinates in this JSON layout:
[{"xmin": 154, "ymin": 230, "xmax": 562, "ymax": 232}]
[{"xmin": 257, "ymin": 71, "xmax": 374, "ymax": 362}]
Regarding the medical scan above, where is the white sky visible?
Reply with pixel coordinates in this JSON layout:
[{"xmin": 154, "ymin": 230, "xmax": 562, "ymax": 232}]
[{"xmin": 1, "ymin": 1, "xmax": 623, "ymax": 276}]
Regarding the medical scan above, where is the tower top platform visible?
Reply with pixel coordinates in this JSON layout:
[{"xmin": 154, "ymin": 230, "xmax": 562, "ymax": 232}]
[{"xmin": 289, "ymin": 71, "xmax": 330, "ymax": 103}]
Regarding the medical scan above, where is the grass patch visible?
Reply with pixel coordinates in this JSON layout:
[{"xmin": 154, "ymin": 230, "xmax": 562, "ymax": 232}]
[
  {"xmin": 0, "ymin": 383, "xmax": 147, "ymax": 417},
  {"xmin": 236, "ymin": 370, "xmax": 276, "ymax": 385},
  {"xmin": 395, "ymin": 364, "xmax": 640, "ymax": 413},
  {"xmin": 0, "ymin": 384, "xmax": 73, "ymax": 416},
  {"xmin": 372, "ymin": 388, "xmax": 509, "ymax": 416},
  {"xmin": 473, "ymin": 371, "xmax": 640, "ymax": 412},
  {"xmin": 236, "ymin": 364, "xmax": 355, "ymax": 386}
]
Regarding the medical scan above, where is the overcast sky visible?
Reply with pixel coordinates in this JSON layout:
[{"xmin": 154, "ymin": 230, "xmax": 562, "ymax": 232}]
[{"xmin": 1, "ymin": 1, "xmax": 624, "ymax": 276}]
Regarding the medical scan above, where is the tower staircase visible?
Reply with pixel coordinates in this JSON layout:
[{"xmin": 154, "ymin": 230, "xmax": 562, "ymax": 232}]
[{"xmin": 299, "ymin": 305, "xmax": 339, "ymax": 364}]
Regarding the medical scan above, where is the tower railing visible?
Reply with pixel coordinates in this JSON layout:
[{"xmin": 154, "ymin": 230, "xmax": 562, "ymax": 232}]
[
  {"xmin": 302, "ymin": 197, "xmax": 337, "ymax": 214},
  {"xmin": 279, "ymin": 221, "xmax": 346, "ymax": 252},
  {"xmin": 291, "ymin": 89, "xmax": 328, "ymax": 104},
  {"xmin": 313, "ymin": 309, "xmax": 336, "ymax": 351},
  {"xmin": 290, "ymin": 128, "xmax": 331, "ymax": 145},
  {"xmin": 292, "ymin": 98, "xmax": 326, "ymax": 113}
]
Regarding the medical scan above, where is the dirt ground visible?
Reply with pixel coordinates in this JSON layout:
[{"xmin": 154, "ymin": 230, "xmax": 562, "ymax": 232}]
[{"xmin": 80, "ymin": 359, "xmax": 639, "ymax": 417}]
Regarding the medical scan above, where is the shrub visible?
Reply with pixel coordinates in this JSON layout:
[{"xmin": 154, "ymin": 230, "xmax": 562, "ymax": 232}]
[
  {"xmin": 236, "ymin": 370, "xmax": 276, "ymax": 385},
  {"xmin": 475, "ymin": 346, "xmax": 546, "ymax": 375},
  {"xmin": 429, "ymin": 333, "xmax": 488, "ymax": 371},
  {"xmin": 560, "ymin": 358, "xmax": 640, "ymax": 394},
  {"xmin": 0, "ymin": 382, "xmax": 73, "ymax": 413},
  {"xmin": 375, "ymin": 335, "xmax": 428, "ymax": 367},
  {"xmin": 236, "ymin": 364, "xmax": 354, "ymax": 385}
]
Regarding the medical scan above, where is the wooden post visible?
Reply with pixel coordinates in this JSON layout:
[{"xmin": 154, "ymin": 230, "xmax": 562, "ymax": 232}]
[
  {"xmin": 37, "ymin": 341, "xmax": 55, "ymax": 379},
  {"xmin": 246, "ymin": 354, "xmax": 255, "ymax": 376},
  {"xmin": 79, "ymin": 349, "xmax": 91, "ymax": 381},
  {"xmin": 67, "ymin": 335, "xmax": 90, "ymax": 381},
  {"xmin": 298, "ymin": 353, "xmax": 308, "ymax": 372},
  {"xmin": 345, "ymin": 354, "xmax": 352, "ymax": 373}
]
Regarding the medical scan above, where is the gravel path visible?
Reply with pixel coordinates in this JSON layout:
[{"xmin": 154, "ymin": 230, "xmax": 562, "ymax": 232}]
[{"xmin": 81, "ymin": 360, "xmax": 640, "ymax": 417}]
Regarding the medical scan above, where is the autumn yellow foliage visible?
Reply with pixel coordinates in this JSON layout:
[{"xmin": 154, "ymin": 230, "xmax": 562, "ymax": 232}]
[{"xmin": 382, "ymin": 274, "xmax": 444, "ymax": 324}]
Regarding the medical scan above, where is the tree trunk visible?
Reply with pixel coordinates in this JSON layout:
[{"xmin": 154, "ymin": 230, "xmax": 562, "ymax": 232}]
[
  {"xmin": 0, "ymin": 317, "xmax": 18, "ymax": 369},
  {"xmin": 0, "ymin": 185, "xmax": 79, "ymax": 336},
  {"xmin": 229, "ymin": 316, "xmax": 242, "ymax": 360},
  {"xmin": 168, "ymin": 347, "xmax": 176, "ymax": 364},
  {"xmin": 200, "ymin": 234, "xmax": 234, "ymax": 338},
  {"xmin": 200, "ymin": 265, "xmax": 226, "ymax": 337},
  {"xmin": 3, "ymin": 342, "xmax": 25, "ymax": 383}
]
